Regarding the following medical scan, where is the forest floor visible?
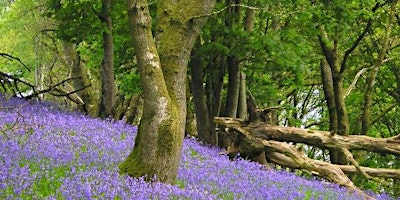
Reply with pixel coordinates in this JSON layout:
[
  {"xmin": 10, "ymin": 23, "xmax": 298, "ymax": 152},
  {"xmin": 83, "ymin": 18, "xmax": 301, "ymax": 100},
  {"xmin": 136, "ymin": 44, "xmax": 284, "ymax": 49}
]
[{"xmin": 0, "ymin": 95, "xmax": 396, "ymax": 200}]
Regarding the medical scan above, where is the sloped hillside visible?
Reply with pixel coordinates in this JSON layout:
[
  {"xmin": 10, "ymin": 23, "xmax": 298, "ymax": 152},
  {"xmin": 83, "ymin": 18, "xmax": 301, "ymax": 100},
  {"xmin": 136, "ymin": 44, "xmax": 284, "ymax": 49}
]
[{"xmin": 0, "ymin": 95, "xmax": 394, "ymax": 199}]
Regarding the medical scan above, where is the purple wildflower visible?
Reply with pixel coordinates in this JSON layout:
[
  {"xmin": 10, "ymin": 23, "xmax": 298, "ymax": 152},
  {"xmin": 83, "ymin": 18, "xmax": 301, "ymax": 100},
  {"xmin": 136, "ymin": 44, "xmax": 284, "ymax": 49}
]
[{"xmin": 0, "ymin": 94, "xmax": 396, "ymax": 200}]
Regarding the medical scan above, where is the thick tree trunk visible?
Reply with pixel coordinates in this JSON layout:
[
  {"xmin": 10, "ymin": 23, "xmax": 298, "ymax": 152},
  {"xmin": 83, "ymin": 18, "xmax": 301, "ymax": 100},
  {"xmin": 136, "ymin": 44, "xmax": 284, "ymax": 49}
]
[
  {"xmin": 121, "ymin": 0, "xmax": 181, "ymax": 183},
  {"xmin": 98, "ymin": 0, "xmax": 116, "ymax": 118},
  {"xmin": 155, "ymin": 1, "xmax": 214, "ymax": 135},
  {"xmin": 120, "ymin": 0, "xmax": 215, "ymax": 184},
  {"xmin": 318, "ymin": 28, "xmax": 349, "ymax": 165}
]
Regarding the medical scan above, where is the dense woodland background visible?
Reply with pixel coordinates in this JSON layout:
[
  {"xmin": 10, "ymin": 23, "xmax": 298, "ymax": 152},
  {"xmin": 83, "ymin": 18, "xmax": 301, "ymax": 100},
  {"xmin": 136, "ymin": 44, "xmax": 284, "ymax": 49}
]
[{"xmin": 1, "ymin": 0, "xmax": 399, "ymax": 197}]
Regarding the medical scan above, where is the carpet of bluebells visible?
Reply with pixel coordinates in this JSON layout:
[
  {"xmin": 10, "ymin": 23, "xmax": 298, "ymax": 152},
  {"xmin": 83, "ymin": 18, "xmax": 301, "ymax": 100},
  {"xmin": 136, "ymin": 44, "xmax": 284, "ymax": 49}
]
[{"xmin": 0, "ymin": 94, "xmax": 396, "ymax": 200}]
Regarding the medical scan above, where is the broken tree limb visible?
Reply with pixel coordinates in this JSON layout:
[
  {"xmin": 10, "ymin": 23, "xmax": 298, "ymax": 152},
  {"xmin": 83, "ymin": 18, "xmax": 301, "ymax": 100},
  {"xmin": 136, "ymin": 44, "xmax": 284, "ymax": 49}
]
[
  {"xmin": 214, "ymin": 117, "xmax": 400, "ymax": 156},
  {"xmin": 267, "ymin": 152, "xmax": 400, "ymax": 179},
  {"xmin": 214, "ymin": 117, "xmax": 356, "ymax": 190},
  {"xmin": 0, "ymin": 53, "xmax": 30, "ymax": 71},
  {"xmin": 251, "ymin": 125, "xmax": 400, "ymax": 156},
  {"xmin": 214, "ymin": 117, "xmax": 399, "ymax": 198}
]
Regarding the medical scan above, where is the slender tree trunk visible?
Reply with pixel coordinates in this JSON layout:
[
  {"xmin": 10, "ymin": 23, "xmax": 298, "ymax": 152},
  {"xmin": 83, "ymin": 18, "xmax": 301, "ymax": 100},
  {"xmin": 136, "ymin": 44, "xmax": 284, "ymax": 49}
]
[
  {"xmin": 190, "ymin": 43, "xmax": 217, "ymax": 145},
  {"xmin": 185, "ymin": 79, "xmax": 197, "ymax": 136},
  {"xmin": 244, "ymin": 7, "xmax": 255, "ymax": 32},
  {"xmin": 205, "ymin": 58, "xmax": 225, "ymax": 145},
  {"xmin": 120, "ymin": 0, "xmax": 215, "ymax": 184},
  {"xmin": 225, "ymin": 56, "xmax": 240, "ymax": 117},
  {"xmin": 62, "ymin": 42, "xmax": 96, "ymax": 116},
  {"xmin": 224, "ymin": 0, "xmax": 241, "ymax": 118},
  {"xmin": 361, "ymin": 1, "xmax": 396, "ymax": 135},
  {"xmin": 34, "ymin": 36, "xmax": 45, "ymax": 100},
  {"xmin": 236, "ymin": 7, "xmax": 255, "ymax": 120},
  {"xmin": 320, "ymin": 58, "xmax": 338, "ymax": 132},
  {"xmin": 98, "ymin": 0, "xmax": 116, "ymax": 118},
  {"xmin": 237, "ymin": 71, "xmax": 247, "ymax": 119}
]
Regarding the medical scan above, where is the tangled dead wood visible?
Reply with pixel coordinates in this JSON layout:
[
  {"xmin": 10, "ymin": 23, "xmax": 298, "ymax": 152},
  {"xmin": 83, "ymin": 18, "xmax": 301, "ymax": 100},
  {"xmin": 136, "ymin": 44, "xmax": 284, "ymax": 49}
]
[
  {"xmin": 214, "ymin": 117, "xmax": 400, "ymax": 196},
  {"xmin": 0, "ymin": 70, "xmax": 90, "ymax": 107}
]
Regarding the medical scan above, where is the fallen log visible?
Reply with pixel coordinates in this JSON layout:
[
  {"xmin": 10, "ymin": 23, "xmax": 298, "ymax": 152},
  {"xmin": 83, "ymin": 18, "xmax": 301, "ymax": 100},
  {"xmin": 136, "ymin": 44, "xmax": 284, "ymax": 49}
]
[
  {"xmin": 214, "ymin": 117, "xmax": 399, "ymax": 197},
  {"xmin": 268, "ymin": 152, "xmax": 400, "ymax": 179},
  {"xmin": 215, "ymin": 118, "xmax": 355, "ymax": 188},
  {"xmin": 215, "ymin": 117, "xmax": 400, "ymax": 156}
]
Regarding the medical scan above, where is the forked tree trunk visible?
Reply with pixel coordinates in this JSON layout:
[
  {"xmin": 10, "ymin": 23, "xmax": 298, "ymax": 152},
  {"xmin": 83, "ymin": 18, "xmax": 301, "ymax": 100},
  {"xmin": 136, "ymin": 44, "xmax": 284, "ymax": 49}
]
[
  {"xmin": 120, "ymin": 0, "xmax": 215, "ymax": 184},
  {"xmin": 318, "ymin": 28, "xmax": 349, "ymax": 165}
]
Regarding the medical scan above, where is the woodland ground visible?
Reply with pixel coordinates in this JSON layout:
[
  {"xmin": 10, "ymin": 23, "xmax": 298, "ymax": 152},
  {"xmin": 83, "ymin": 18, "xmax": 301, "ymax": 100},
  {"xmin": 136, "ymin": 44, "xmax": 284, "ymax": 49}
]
[{"xmin": 0, "ymin": 95, "xmax": 396, "ymax": 200}]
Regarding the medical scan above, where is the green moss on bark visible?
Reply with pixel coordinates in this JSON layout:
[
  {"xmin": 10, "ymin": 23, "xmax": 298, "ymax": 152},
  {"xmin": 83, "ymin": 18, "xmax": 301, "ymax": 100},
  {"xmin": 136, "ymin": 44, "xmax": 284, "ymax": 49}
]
[
  {"xmin": 118, "ymin": 131, "xmax": 154, "ymax": 179},
  {"xmin": 156, "ymin": 112, "xmax": 181, "ymax": 157}
]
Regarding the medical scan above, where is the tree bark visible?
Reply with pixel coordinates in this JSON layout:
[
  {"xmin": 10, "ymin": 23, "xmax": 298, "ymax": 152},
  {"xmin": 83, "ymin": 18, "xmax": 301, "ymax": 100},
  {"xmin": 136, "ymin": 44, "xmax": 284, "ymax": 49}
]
[
  {"xmin": 120, "ymin": 0, "xmax": 215, "ymax": 184},
  {"xmin": 62, "ymin": 42, "xmax": 96, "ymax": 116},
  {"xmin": 237, "ymin": 71, "xmax": 247, "ymax": 119},
  {"xmin": 190, "ymin": 44, "xmax": 217, "ymax": 145},
  {"xmin": 185, "ymin": 78, "xmax": 197, "ymax": 137},
  {"xmin": 215, "ymin": 117, "xmax": 400, "ymax": 193},
  {"xmin": 236, "ymin": 7, "xmax": 255, "ymax": 120},
  {"xmin": 361, "ymin": 1, "xmax": 396, "ymax": 135},
  {"xmin": 215, "ymin": 117, "xmax": 400, "ymax": 155},
  {"xmin": 98, "ymin": 0, "xmax": 116, "ymax": 118},
  {"xmin": 224, "ymin": 0, "xmax": 241, "ymax": 118},
  {"xmin": 267, "ymin": 151, "xmax": 400, "ymax": 179},
  {"xmin": 205, "ymin": 58, "xmax": 225, "ymax": 145},
  {"xmin": 318, "ymin": 27, "xmax": 349, "ymax": 165},
  {"xmin": 320, "ymin": 58, "xmax": 337, "ymax": 132},
  {"xmin": 225, "ymin": 56, "xmax": 240, "ymax": 117}
]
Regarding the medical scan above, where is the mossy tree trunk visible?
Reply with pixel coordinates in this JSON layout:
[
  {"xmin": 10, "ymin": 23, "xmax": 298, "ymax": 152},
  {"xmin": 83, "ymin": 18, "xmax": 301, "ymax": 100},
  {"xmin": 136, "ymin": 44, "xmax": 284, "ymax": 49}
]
[
  {"xmin": 120, "ymin": 0, "xmax": 215, "ymax": 184},
  {"xmin": 318, "ymin": 27, "xmax": 349, "ymax": 165}
]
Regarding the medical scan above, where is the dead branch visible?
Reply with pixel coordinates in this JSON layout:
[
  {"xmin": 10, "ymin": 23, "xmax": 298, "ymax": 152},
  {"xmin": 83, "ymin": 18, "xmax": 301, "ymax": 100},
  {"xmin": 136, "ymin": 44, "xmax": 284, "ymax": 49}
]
[
  {"xmin": 0, "ymin": 71, "xmax": 91, "ymax": 108},
  {"xmin": 267, "ymin": 152, "xmax": 400, "ymax": 179},
  {"xmin": 214, "ymin": 117, "xmax": 399, "ymax": 197},
  {"xmin": 0, "ymin": 53, "xmax": 30, "ymax": 71},
  {"xmin": 213, "ymin": 117, "xmax": 400, "ymax": 156}
]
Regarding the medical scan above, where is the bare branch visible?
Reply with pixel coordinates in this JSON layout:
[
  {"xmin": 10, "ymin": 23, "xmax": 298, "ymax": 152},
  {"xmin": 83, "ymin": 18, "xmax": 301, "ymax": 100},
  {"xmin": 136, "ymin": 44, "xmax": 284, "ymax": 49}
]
[
  {"xmin": 340, "ymin": 2, "xmax": 382, "ymax": 74},
  {"xmin": 344, "ymin": 67, "xmax": 369, "ymax": 99},
  {"xmin": 0, "ymin": 53, "xmax": 31, "ymax": 71}
]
